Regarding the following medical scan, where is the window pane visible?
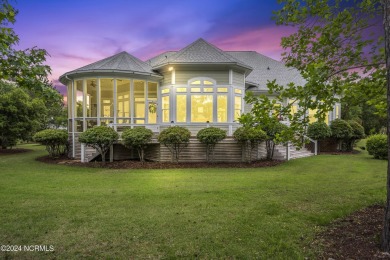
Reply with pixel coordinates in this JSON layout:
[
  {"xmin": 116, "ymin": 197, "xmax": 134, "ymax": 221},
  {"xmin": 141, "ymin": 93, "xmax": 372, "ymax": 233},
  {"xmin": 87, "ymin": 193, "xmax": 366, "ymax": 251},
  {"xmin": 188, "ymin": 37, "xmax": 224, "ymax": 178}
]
[
  {"xmin": 217, "ymin": 95, "xmax": 227, "ymax": 123},
  {"xmin": 162, "ymin": 88, "xmax": 170, "ymax": 94},
  {"xmin": 190, "ymin": 80, "xmax": 201, "ymax": 85},
  {"xmin": 191, "ymin": 95, "xmax": 213, "ymax": 122},
  {"xmin": 234, "ymin": 89, "xmax": 242, "ymax": 94},
  {"xmin": 75, "ymin": 120, "xmax": 83, "ymax": 132},
  {"xmin": 86, "ymin": 120, "xmax": 97, "ymax": 129},
  {"xmin": 217, "ymin": 87, "xmax": 228, "ymax": 93},
  {"xmin": 176, "ymin": 87, "xmax": 187, "ymax": 93},
  {"xmin": 117, "ymin": 79, "xmax": 130, "ymax": 118},
  {"xmin": 204, "ymin": 80, "xmax": 213, "ymax": 85},
  {"xmin": 308, "ymin": 108, "xmax": 317, "ymax": 123},
  {"xmin": 176, "ymin": 95, "xmax": 187, "ymax": 122},
  {"xmin": 234, "ymin": 96, "xmax": 242, "ymax": 121},
  {"xmin": 100, "ymin": 79, "xmax": 114, "ymax": 117},
  {"xmin": 191, "ymin": 87, "xmax": 201, "ymax": 93},
  {"xmin": 134, "ymin": 80, "xmax": 145, "ymax": 121},
  {"xmin": 162, "ymin": 96, "xmax": 169, "ymax": 123},
  {"xmin": 75, "ymin": 80, "xmax": 83, "ymax": 117},
  {"xmin": 204, "ymin": 88, "xmax": 213, "ymax": 93},
  {"xmin": 85, "ymin": 79, "xmax": 97, "ymax": 117}
]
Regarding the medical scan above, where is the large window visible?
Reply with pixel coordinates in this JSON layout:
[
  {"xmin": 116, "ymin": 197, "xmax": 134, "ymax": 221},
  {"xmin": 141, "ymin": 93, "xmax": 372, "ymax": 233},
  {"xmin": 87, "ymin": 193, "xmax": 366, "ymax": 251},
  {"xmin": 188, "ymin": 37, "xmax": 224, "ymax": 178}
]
[
  {"xmin": 217, "ymin": 95, "xmax": 227, "ymax": 122},
  {"xmin": 234, "ymin": 96, "xmax": 242, "ymax": 121},
  {"xmin": 162, "ymin": 96, "xmax": 169, "ymax": 123},
  {"xmin": 191, "ymin": 95, "xmax": 213, "ymax": 122},
  {"xmin": 100, "ymin": 79, "xmax": 113, "ymax": 117},
  {"xmin": 117, "ymin": 79, "xmax": 130, "ymax": 124},
  {"xmin": 176, "ymin": 95, "xmax": 187, "ymax": 122}
]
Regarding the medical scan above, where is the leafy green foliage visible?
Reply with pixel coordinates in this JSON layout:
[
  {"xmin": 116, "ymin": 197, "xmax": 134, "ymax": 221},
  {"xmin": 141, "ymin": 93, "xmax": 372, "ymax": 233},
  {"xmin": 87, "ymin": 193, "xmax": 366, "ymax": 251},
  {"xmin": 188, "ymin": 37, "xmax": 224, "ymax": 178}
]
[
  {"xmin": 196, "ymin": 127, "xmax": 227, "ymax": 162},
  {"xmin": 122, "ymin": 127, "xmax": 154, "ymax": 162},
  {"xmin": 330, "ymin": 119, "xmax": 353, "ymax": 140},
  {"xmin": 78, "ymin": 126, "xmax": 119, "ymax": 162},
  {"xmin": 33, "ymin": 129, "xmax": 68, "ymax": 158},
  {"xmin": 366, "ymin": 134, "xmax": 388, "ymax": 159},
  {"xmin": 157, "ymin": 126, "xmax": 191, "ymax": 163},
  {"xmin": 307, "ymin": 121, "xmax": 332, "ymax": 140},
  {"xmin": 233, "ymin": 127, "xmax": 267, "ymax": 162},
  {"xmin": 0, "ymin": 81, "xmax": 46, "ymax": 149},
  {"xmin": 342, "ymin": 120, "xmax": 365, "ymax": 152}
]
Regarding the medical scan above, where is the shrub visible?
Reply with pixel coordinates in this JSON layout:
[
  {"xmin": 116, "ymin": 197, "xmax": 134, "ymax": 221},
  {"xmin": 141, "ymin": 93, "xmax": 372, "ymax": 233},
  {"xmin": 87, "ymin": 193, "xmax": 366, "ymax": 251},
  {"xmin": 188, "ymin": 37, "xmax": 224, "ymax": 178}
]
[
  {"xmin": 33, "ymin": 129, "xmax": 68, "ymax": 158},
  {"xmin": 366, "ymin": 134, "xmax": 387, "ymax": 159},
  {"xmin": 344, "ymin": 120, "xmax": 365, "ymax": 151},
  {"xmin": 197, "ymin": 127, "xmax": 227, "ymax": 162},
  {"xmin": 233, "ymin": 127, "xmax": 267, "ymax": 162},
  {"xmin": 122, "ymin": 127, "xmax": 154, "ymax": 162},
  {"xmin": 330, "ymin": 119, "xmax": 353, "ymax": 140},
  {"xmin": 307, "ymin": 121, "xmax": 331, "ymax": 140},
  {"xmin": 78, "ymin": 126, "xmax": 119, "ymax": 162},
  {"xmin": 158, "ymin": 126, "xmax": 191, "ymax": 163},
  {"xmin": 261, "ymin": 121, "xmax": 289, "ymax": 160}
]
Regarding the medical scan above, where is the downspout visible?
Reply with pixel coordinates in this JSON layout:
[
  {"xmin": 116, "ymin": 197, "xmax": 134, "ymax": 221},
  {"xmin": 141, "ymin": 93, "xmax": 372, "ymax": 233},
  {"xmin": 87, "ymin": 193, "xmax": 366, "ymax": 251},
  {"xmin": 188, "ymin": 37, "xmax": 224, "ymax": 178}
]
[{"xmin": 65, "ymin": 75, "xmax": 76, "ymax": 158}]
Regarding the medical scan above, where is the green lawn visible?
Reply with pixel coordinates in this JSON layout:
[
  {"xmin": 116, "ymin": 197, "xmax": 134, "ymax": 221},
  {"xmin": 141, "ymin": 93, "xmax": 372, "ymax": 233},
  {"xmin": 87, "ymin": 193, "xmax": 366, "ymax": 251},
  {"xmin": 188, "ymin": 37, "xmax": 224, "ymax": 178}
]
[{"xmin": 0, "ymin": 144, "xmax": 386, "ymax": 259}]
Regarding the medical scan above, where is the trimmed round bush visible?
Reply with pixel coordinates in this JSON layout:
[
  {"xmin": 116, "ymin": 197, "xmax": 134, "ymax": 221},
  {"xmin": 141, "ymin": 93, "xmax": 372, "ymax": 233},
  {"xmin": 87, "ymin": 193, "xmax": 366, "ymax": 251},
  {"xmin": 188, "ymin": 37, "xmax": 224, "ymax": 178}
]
[
  {"xmin": 122, "ymin": 127, "xmax": 154, "ymax": 162},
  {"xmin": 158, "ymin": 126, "xmax": 191, "ymax": 163},
  {"xmin": 347, "ymin": 120, "xmax": 365, "ymax": 140},
  {"xmin": 79, "ymin": 126, "xmax": 119, "ymax": 162},
  {"xmin": 366, "ymin": 134, "xmax": 387, "ymax": 159},
  {"xmin": 330, "ymin": 119, "xmax": 353, "ymax": 140},
  {"xmin": 233, "ymin": 126, "xmax": 267, "ymax": 162},
  {"xmin": 307, "ymin": 121, "xmax": 331, "ymax": 140},
  {"xmin": 33, "ymin": 129, "xmax": 68, "ymax": 158},
  {"xmin": 197, "ymin": 127, "xmax": 227, "ymax": 162}
]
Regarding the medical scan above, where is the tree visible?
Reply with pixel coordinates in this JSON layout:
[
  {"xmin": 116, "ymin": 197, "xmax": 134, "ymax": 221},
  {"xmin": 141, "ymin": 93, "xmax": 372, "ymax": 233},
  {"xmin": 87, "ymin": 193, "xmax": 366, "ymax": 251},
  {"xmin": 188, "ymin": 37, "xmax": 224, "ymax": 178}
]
[
  {"xmin": 157, "ymin": 126, "xmax": 191, "ymax": 163},
  {"xmin": 233, "ymin": 126, "xmax": 267, "ymax": 162},
  {"xmin": 196, "ymin": 127, "xmax": 227, "ymax": 163},
  {"xmin": 345, "ymin": 120, "xmax": 365, "ymax": 151},
  {"xmin": 33, "ymin": 129, "xmax": 68, "ymax": 158},
  {"xmin": 330, "ymin": 118, "xmax": 353, "ymax": 151},
  {"xmin": 272, "ymin": 0, "xmax": 390, "ymax": 251},
  {"xmin": 122, "ymin": 127, "xmax": 154, "ymax": 163},
  {"xmin": 0, "ymin": 81, "xmax": 45, "ymax": 149},
  {"xmin": 0, "ymin": 0, "xmax": 64, "ymax": 132},
  {"xmin": 78, "ymin": 126, "xmax": 119, "ymax": 163}
]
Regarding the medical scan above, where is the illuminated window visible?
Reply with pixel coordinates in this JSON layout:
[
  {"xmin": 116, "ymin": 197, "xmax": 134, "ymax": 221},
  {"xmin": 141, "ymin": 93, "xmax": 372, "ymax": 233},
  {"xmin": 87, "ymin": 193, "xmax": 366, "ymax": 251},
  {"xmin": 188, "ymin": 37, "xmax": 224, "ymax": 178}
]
[
  {"xmin": 86, "ymin": 79, "xmax": 97, "ymax": 117},
  {"xmin": 336, "ymin": 105, "xmax": 340, "ymax": 119},
  {"xmin": 162, "ymin": 88, "xmax": 170, "ymax": 94},
  {"xmin": 100, "ymin": 79, "xmax": 113, "ymax": 117},
  {"xmin": 148, "ymin": 82, "xmax": 158, "ymax": 124},
  {"xmin": 308, "ymin": 108, "xmax": 317, "ymax": 123},
  {"xmin": 234, "ymin": 89, "xmax": 242, "ymax": 94},
  {"xmin": 191, "ymin": 95, "xmax": 213, "ymax": 122},
  {"xmin": 176, "ymin": 95, "xmax": 187, "ymax": 122},
  {"xmin": 117, "ymin": 79, "xmax": 130, "ymax": 118},
  {"xmin": 162, "ymin": 96, "xmax": 169, "ymax": 123},
  {"xmin": 217, "ymin": 95, "xmax": 227, "ymax": 123},
  {"xmin": 234, "ymin": 96, "xmax": 242, "ymax": 121},
  {"xmin": 176, "ymin": 87, "xmax": 187, "ymax": 93},
  {"xmin": 191, "ymin": 88, "xmax": 201, "ymax": 93},
  {"xmin": 204, "ymin": 80, "xmax": 213, "ymax": 85},
  {"xmin": 217, "ymin": 88, "xmax": 228, "ymax": 93},
  {"xmin": 75, "ymin": 80, "xmax": 83, "ymax": 118}
]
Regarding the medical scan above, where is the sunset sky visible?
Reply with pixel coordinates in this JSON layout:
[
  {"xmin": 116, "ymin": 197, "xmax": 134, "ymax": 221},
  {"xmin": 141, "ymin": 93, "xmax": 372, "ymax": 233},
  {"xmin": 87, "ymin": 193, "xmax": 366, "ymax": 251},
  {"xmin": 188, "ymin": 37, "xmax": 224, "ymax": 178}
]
[{"xmin": 12, "ymin": 0, "xmax": 295, "ymax": 96}]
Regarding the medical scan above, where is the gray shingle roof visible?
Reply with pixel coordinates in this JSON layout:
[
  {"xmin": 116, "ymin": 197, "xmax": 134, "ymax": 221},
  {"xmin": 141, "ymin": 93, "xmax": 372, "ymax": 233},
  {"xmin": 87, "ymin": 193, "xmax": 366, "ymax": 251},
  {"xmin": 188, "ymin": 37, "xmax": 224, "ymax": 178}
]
[
  {"xmin": 66, "ymin": 51, "xmax": 159, "ymax": 76},
  {"xmin": 147, "ymin": 51, "xmax": 177, "ymax": 67},
  {"xmin": 151, "ymin": 38, "xmax": 251, "ymax": 70},
  {"xmin": 227, "ymin": 51, "xmax": 306, "ymax": 91}
]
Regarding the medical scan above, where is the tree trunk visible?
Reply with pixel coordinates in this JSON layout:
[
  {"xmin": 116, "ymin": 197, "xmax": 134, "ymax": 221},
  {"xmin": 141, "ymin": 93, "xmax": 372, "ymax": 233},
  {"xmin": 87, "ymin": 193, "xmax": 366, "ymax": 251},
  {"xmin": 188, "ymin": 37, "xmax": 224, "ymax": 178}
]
[{"xmin": 381, "ymin": 0, "xmax": 390, "ymax": 252}]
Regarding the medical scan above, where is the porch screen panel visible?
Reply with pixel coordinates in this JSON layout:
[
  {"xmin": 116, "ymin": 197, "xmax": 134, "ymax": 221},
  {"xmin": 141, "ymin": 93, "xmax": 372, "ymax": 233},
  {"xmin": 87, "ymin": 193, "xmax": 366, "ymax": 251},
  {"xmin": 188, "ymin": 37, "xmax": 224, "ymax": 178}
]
[
  {"xmin": 134, "ymin": 80, "xmax": 145, "ymax": 123},
  {"xmin": 191, "ymin": 95, "xmax": 213, "ymax": 122},
  {"xmin": 117, "ymin": 79, "xmax": 130, "ymax": 122},
  {"xmin": 67, "ymin": 83, "xmax": 73, "ymax": 118},
  {"xmin": 75, "ymin": 80, "xmax": 83, "ymax": 118},
  {"xmin": 148, "ymin": 82, "xmax": 157, "ymax": 124},
  {"xmin": 100, "ymin": 79, "xmax": 114, "ymax": 117},
  {"xmin": 86, "ymin": 79, "xmax": 98, "ymax": 117}
]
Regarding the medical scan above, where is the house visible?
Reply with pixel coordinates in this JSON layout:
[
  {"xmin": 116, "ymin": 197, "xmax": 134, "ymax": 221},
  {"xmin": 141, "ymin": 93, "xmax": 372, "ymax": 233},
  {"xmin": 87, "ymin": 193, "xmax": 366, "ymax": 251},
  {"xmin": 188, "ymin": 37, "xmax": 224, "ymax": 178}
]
[{"xmin": 59, "ymin": 38, "xmax": 340, "ymax": 162}]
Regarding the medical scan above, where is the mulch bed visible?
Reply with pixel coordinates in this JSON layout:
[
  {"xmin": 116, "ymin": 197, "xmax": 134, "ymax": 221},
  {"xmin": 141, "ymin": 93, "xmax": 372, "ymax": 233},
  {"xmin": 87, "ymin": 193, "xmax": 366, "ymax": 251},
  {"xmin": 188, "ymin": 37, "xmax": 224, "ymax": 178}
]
[
  {"xmin": 0, "ymin": 148, "xmax": 32, "ymax": 156},
  {"xmin": 36, "ymin": 155, "xmax": 283, "ymax": 169},
  {"xmin": 315, "ymin": 205, "xmax": 390, "ymax": 259}
]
